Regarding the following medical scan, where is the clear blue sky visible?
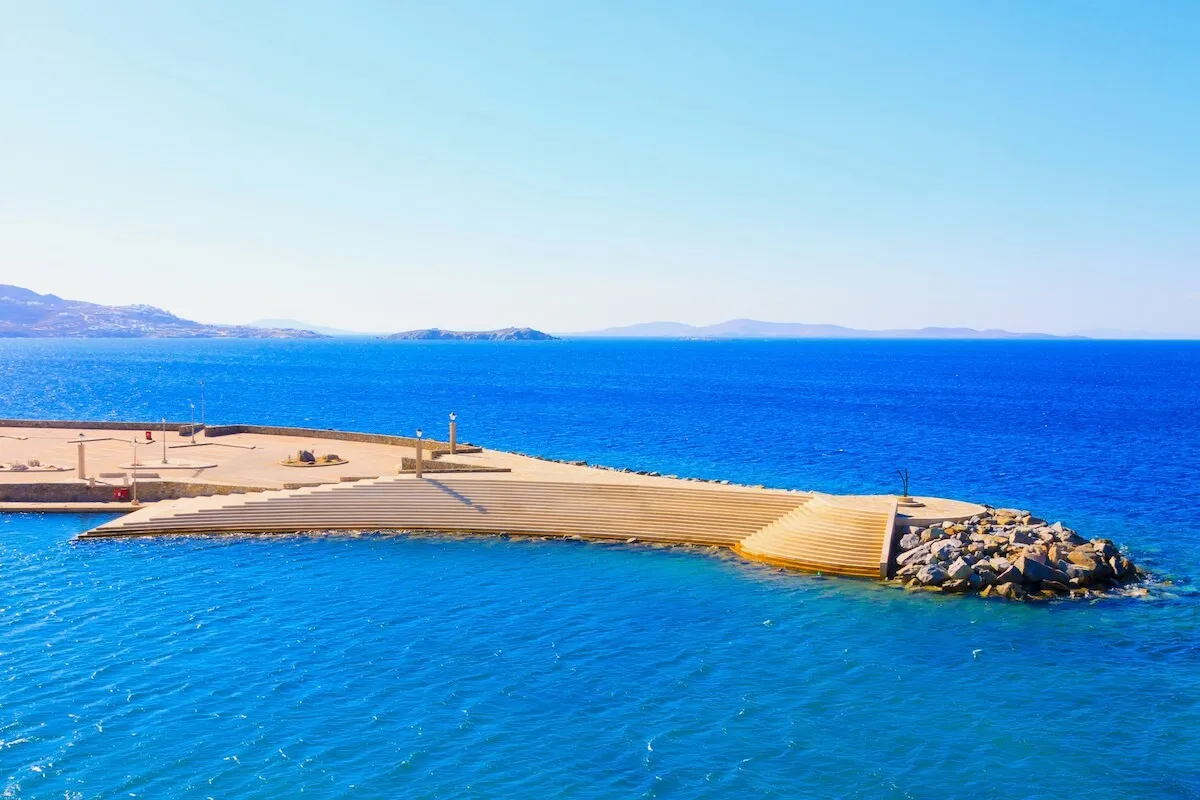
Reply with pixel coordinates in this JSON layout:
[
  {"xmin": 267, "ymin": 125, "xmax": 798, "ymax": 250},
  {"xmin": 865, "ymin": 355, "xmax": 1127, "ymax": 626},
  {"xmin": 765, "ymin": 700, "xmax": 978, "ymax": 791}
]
[{"xmin": 1, "ymin": 2, "xmax": 1197, "ymax": 334}]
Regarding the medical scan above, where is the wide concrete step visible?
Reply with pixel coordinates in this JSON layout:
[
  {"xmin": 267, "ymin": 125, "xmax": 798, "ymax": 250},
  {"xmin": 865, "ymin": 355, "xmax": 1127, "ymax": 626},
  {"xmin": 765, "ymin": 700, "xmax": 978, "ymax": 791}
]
[{"xmin": 735, "ymin": 495, "xmax": 896, "ymax": 578}]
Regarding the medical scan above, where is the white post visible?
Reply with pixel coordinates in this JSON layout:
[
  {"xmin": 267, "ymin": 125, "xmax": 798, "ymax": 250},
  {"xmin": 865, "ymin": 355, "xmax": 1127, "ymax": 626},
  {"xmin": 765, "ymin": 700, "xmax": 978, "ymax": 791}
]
[
  {"xmin": 189, "ymin": 402, "xmax": 196, "ymax": 444},
  {"xmin": 449, "ymin": 412, "xmax": 457, "ymax": 455},
  {"xmin": 162, "ymin": 417, "xmax": 168, "ymax": 463},
  {"xmin": 414, "ymin": 429, "xmax": 423, "ymax": 479},
  {"xmin": 77, "ymin": 441, "xmax": 86, "ymax": 479},
  {"xmin": 200, "ymin": 380, "xmax": 206, "ymax": 428}
]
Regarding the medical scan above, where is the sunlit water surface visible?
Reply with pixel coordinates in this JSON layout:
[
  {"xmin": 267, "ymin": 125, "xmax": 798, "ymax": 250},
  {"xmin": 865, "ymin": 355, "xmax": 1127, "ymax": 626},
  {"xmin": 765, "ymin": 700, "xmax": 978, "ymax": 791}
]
[{"xmin": 1, "ymin": 339, "xmax": 1197, "ymax": 798}]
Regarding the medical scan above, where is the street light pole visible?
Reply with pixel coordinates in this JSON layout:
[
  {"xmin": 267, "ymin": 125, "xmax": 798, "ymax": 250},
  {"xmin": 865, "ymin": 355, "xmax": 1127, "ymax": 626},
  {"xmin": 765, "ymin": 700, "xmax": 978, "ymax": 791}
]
[
  {"xmin": 449, "ymin": 412, "xmax": 457, "ymax": 455},
  {"xmin": 161, "ymin": 417, "xmax": 168, "ymax": 464},
  {"xmin": 189, "ymin": 401, "xmax": 196, "ymax": 444},
  {"xmin": 200, "ymin": 380, "xmax": 206, "ymax": 428}
]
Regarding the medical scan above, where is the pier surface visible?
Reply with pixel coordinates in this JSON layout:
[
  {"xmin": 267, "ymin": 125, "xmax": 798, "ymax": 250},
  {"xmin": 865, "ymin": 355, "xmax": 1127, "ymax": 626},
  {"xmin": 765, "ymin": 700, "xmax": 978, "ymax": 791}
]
[{"xmin": 1, "ymin": 422, "xmax": 983, "ymax": 578}]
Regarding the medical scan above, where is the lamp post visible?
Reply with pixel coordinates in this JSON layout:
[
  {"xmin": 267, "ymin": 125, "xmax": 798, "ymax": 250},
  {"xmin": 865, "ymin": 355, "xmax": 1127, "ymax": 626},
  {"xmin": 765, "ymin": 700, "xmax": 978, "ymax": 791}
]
[
  {"xmin": 161, "ymin": 417, "xmax": 168, "ymax": 464},
  {"xmin": 189, "ymin": 401, "xmax": 196, "ymax": 444},
  {"xmin": 449, "ymin": 412, "xmax": 457, "ymax": 455},
  {"xmin": 200, "ymin": 380, "xmax": 206, "ymax": 429},
  {"xmin": 414, "ymin": 428, "xmax": 423, "ymax": 479}
]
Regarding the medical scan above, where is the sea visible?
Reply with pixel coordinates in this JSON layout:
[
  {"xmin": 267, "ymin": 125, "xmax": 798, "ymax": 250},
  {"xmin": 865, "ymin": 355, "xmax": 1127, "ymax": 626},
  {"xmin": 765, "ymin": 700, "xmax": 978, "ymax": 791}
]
[{"xmin": 1, "ymin": 338, "xmax": 1198, "ymax": 798}]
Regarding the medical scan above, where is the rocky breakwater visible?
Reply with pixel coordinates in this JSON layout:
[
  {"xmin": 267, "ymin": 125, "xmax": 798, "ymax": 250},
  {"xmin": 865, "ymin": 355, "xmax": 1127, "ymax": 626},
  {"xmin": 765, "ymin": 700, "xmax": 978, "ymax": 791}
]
[{"xmin": 892, "ymin": 508, "xmax": 1144, "ymax": 600}]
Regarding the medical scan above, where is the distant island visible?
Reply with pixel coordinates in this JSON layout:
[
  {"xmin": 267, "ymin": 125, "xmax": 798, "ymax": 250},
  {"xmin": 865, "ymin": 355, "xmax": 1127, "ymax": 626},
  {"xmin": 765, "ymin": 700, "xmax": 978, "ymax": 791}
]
[
  {"xmin": 248, "ymin": 318, "xmax": 377, "ymax": 337},
  {"xmin": 384, "ymin": 327, "xmax": 557, "ymax": 341},
  {"xmin": 569, "ymin": 319, "xmax": 1085, "ymax": 340},
  {"xmin": 0, "ymin": 285, "xmax": 325, "ymax": 339}
]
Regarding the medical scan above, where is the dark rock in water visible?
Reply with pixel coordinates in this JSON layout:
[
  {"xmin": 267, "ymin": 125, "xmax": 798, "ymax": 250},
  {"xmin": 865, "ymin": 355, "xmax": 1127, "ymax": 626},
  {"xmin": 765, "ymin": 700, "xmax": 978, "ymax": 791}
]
[
  {"xmin": 942, "ymin": 579, "xmax": 971, "ymax": 593},
  {"xmin": 995, "ymin": 565, "xmax": 1023, "ymax": 585},
  {"xmin": 1013, "ymin": 555, "xmax": 1050, "ymax": 582},
  {"xmin": 996, "ymin": 582, "xmax": 1025, "ymax": 600}
]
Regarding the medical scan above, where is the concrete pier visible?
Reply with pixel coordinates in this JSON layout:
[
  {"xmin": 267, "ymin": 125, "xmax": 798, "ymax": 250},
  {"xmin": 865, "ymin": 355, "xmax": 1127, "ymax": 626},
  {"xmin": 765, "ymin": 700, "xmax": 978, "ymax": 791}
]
[{"xmin": 1, "ymin": 420, "xmax": 984, "ymax": 578}]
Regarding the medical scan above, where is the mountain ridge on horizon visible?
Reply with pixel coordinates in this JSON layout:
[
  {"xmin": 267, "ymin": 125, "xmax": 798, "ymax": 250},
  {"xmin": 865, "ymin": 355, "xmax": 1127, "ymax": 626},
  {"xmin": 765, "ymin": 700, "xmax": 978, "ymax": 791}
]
[
  {"xmin": 568, "ymin": 318, "xmax": 1085, "ymax": 340},
  {"xmin": 0, "ymin": 285, "xmax": 325, "ymax": 339}
]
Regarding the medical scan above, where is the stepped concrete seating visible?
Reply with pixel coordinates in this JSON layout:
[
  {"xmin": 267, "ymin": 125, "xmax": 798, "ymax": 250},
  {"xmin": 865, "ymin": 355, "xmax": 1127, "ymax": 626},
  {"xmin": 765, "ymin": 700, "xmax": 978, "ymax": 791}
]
[
  {"xmin": 83, "ymin": 476, "xmax": 807, "ymax": 547},
  {"xmin": 732, "ymin": 494, "xmax": 897, "ymax": 578},
  {"xmin": 81, "ymin": 477, "xmax": 902, "ymax": 579}
]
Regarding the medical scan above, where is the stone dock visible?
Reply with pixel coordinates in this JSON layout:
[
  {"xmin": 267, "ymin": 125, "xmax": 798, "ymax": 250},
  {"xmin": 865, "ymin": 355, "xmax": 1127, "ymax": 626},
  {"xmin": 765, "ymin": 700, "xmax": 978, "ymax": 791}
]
[{"xmin": 1, "ymin": 420, "xmax": 1140, "ymax": 595}]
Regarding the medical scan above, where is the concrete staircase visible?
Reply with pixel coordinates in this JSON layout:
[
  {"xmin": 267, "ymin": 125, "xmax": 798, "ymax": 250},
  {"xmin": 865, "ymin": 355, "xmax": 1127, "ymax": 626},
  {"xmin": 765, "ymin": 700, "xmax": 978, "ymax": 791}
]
[
  {"xmin": 733, "ymin": 494, "xmax": 896, "ymax": 578},
  {"xmin": 83, "ymin": 476, "xmax": 809, "ymax": 548},
  {"xmin": 82, "ymin": 477, "xmax": 900, "ymax": 579}
]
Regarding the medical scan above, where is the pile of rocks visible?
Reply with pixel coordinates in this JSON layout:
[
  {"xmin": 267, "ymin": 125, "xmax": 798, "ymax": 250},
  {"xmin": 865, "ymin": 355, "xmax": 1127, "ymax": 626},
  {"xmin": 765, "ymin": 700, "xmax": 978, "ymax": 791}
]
[{"xmin": 893, "ymin": 507, "xmax": 1143, "ymax": 600}]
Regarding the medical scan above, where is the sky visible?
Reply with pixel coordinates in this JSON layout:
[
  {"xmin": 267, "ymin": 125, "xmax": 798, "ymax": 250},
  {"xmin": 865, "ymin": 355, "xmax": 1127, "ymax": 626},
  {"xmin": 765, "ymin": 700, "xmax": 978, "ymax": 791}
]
[{"xmin": 1, "ymin": 1, "xmax": 1197, "ymax": 335}]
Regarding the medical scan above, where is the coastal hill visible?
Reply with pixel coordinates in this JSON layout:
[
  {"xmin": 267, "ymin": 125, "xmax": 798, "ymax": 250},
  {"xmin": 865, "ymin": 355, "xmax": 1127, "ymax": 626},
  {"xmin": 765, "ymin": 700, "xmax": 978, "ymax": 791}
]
[
  {"xmin": 249, "ymin": 318, "xmax": 377, "ymax": 337},
  {"xmin": 384, "ymin": 327, "xmax": 557, "ymax": 341},
  {"xmin": 570, "ymin": 319, "xmax": 1084, "ymax": 340},
  {"xmin": 0, "ymin": 285, "xmax": 325, "ymax": 338}
]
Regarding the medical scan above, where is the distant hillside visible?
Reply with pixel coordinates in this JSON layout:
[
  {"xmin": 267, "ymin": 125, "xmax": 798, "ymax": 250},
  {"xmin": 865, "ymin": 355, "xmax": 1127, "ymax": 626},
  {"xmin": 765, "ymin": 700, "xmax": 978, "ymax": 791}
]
[
  {"xmin": 571, "ymin": 318, "xmax": 1082, "ymax": 340},
  {"xmin": 384, "ymin": 327, "xmax": 557, "ymax": 341},
  {"xmin": 0, "ymin": 285, "xmax": 326, "ymax": 339},
  {"xmin": 249, "ymin": 318, "xmax": 375, "ymax": 337}
]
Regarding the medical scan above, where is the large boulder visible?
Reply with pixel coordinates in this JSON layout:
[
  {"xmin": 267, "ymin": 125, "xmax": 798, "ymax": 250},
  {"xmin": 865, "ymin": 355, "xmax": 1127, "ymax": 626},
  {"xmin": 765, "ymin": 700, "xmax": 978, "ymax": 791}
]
[
  {"xmin": 898, "ymin": 532, "xmax": 922, "ymax": 551},
  {"xmin": 1021, "ymin": 546, "xmax": 1050, "ymax": 565},
  {"xmin": 996, "ymin": 582, "xmax": 1026, "ymax": 600},
  {"xmin": 1014, "ymin": 555, "xmax": 1050, "ymax": 583},
  {"xmin": 1010, "ymin": 530, "xmax": 1037, "ymax": 546},
  {"xmin": 917, "ymin": 564, "xmax": 949, "ymax": 586},
  {"xmin": 995, "ymin": 565, "xmax": 1023, "ymax": 585},
  {"xmin": 1068, "ymin": 549, "xmax": 1101, "ymax": 571},
  {"xmin": 930, "ymin": 539, "xmax": 963, "ymax": 560},
  {"xmin": 897, "ymin": 544, "xmax": 932, "ymax": 567},
  {"xmin": 946, "ymin": 557, "xmax": 973, "ymax": 580}
]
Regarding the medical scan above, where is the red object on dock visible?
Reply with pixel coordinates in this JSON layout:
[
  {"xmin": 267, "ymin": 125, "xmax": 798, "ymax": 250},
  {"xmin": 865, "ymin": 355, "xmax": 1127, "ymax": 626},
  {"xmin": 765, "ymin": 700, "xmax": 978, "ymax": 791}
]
[
  {"xmin": 145, "ymin": 431, "xmax": 153, "ymax": 441},
  {"xmin": 113, "ymin": 487, "xmax": 130, "ymax": 502}
]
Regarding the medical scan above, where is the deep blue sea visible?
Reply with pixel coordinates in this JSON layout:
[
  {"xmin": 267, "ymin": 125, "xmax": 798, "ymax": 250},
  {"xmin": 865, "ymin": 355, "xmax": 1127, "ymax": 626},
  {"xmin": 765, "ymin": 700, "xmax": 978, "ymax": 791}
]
[{"xmin": 1, "ymin": 338, "xmax": 1198, "ymax": 798}]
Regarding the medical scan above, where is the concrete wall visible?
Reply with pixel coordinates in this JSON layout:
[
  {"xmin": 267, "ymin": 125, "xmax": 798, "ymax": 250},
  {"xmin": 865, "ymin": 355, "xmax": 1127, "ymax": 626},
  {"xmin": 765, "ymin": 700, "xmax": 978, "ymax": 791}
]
[
  {"xmin": 0, "ymin": 418, "xmax": 190, "ymax": 433},
  {"xmin": 202, "ymin": 424, "xmax": 482, "ymax": 454},
  {"xmin": 0, "ymin": 418, "xmax": 482, "ymax": 454},
  {"xmin": 398, "ymin": 457, "xmax": 509, "ymax": 474},
  {"xmin": 0, "ymin": 481, "xmax": 264, "ymax": 503}
]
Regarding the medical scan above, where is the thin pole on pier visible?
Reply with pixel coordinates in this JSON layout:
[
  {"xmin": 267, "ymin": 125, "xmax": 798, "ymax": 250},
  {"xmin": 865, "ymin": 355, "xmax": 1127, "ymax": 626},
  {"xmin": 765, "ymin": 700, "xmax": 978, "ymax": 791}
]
[
  {"xmin": 200, "ymin": 380, "xmax": 205, "ymax": 428},
  {"xmin": 189, "ymin": 401, "xmax": 196, "ymax": 444},
  {"xmin": 161, "ymin": 417, "xmax": 168, "ymax": 464},
  {"xmin": 415, "ymin": 428, "xmax": 423, "ymax": 479},
  {"xmin": 449, "ymin": 412, "xmax": 457, "ymax": 455},
  {"xmin": 130, "ymin": 438, "xmax": 139, "ymax": 506}
]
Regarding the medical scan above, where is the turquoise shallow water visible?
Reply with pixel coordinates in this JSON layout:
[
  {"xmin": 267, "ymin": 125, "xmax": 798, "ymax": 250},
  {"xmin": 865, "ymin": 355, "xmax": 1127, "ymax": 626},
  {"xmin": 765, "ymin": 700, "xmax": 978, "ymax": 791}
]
[{"xmin": 1, "ymin": 339, "xmax": 1199, "ymax": 797}]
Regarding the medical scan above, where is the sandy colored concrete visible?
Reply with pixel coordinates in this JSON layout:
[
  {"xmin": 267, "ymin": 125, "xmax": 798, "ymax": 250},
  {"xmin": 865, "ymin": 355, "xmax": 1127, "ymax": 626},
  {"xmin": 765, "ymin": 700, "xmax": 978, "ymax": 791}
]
[{"xmin": 4, "ymin": 423, "xmax": 989, "ymax": 578}]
